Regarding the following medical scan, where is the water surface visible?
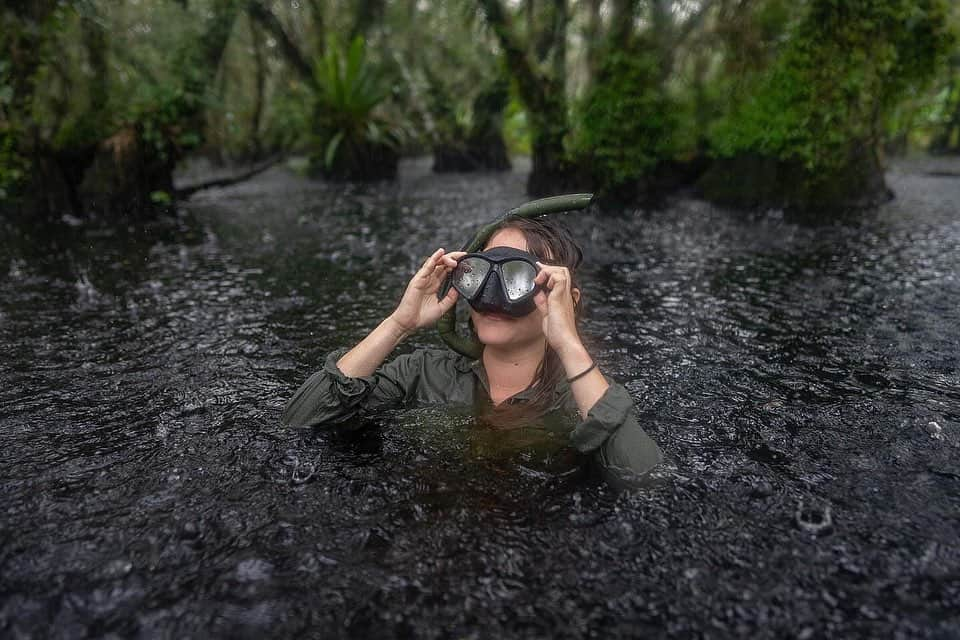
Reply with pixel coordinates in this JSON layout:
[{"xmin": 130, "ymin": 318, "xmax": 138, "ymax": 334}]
[{"xmin": 1, "ymin": 157, "xmax": 958, "ymax": 638}]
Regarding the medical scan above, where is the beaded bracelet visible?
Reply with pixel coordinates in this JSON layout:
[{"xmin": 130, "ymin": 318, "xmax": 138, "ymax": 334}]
[{"xmin": 566, "ymin": 362, "xmax": 597, "ymax": 384}]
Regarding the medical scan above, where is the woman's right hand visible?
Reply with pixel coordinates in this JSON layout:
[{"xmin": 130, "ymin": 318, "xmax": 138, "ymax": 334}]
[{"xmin": 389, "ymin": 249, "xmax": 465, "ymax": 334}]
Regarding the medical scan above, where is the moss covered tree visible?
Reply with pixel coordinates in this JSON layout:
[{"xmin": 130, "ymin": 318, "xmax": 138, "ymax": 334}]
[
  {"xmin": 928, "ymin": 54, "xmax": 960, "ymax": 153},
  {"xmin": 478, "ymin": 0, "xmax": 575, "ymax": 196},
  {"xmin": 1, "ymin": 0, "xmax": 242, "ymax": 217},
  {"xmin": 701, "ymin": 0, "xmax": 955, "ymax": 213}
]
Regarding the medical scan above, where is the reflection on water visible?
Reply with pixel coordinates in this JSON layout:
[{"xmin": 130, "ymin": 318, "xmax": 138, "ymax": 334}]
[{"xmin": 1, "ymin": 157, "xmax": 958, "ymax": 637}]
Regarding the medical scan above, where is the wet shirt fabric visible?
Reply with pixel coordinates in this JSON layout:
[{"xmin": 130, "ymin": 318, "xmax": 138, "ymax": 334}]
[{"xmin": 282, "ymin": 348, "xmax": 664, "ymax": 486}]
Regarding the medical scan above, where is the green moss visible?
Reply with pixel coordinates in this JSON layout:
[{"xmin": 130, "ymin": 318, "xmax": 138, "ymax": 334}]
[
  {"xmin": 502, "ymin": 94, "xmax": 531, "ymax": 156},
  {"xmin": 0, "ymin": 127, "xmax": 27, "ymax": 202},
  {"xmin": 710, "ymin": 0, "xmax": 955, "ymax": 172},
  {"xmin": 0, "ymin": 60, "xmax": 25, "ymax": 202},
  {"xmin": 571, "ymin": 46, "xmax": 676, "ymax": 193}
]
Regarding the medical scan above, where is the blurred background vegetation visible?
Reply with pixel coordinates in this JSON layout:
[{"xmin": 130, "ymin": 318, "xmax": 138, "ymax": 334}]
[{"xmin": 1, "ymin": 0, "xmax": 957, "ymax": 217}]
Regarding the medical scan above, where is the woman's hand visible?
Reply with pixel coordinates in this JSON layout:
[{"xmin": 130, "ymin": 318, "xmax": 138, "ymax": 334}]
[
  {"xmin": 533, "ymin": 262, "xmax": 583, "ymax": 356},
  {"xmin": 534, "ymin": 262, "xmax": 608, "ymax": 416},
  {"xmin": 389, "ymin": 249, "xmax": 465, "ymax": 334}
]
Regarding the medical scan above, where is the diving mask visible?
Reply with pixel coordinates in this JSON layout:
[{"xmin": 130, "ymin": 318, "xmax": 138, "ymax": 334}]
[
  {"xmin": 451, "ymin": 247, "xmax": 541, "ymax": 317},
  {"xmin": 437, "ymin": 193, "xmax": 594, "ymax": 359}
]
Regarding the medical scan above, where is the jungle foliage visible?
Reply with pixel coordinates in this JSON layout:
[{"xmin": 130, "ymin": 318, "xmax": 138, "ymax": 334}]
[
  {"xmin": 702, "ymin": 0, "xmax": 955, "ymax": 210},
  {"xmin": 572, "ymin": 45, "xmax": 676, "ymax": 197},
  {"xmin": 0, "ymin": 0, "xmax": 958, "ymax": 217},
  {"xmin": 710, "ymin": 0, "xmax": 953, "ymax": 168},
  {"xmin": 308, "ymin": 36, "xmax": 401, "ymax": 181}
]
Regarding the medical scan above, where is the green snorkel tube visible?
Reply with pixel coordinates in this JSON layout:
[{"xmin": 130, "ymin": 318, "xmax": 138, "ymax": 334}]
[{"xmin": 437, "ymin": 193, "xmax": 594, "ymax": 359}]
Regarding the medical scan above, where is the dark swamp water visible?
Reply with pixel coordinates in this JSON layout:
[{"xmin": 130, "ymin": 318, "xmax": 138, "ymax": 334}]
[{"xmin": 1, "ymin": 157, "xmax": 958, "ymax": 639}]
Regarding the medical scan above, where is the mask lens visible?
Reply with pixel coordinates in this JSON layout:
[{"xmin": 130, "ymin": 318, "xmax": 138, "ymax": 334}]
[
  {"xmin": 500, "ymin": 260, "xmax": 537, "ymax": 301},
  {"xmin": 453, "ymin": 257, "xmax": 491, "ymax": 298}
]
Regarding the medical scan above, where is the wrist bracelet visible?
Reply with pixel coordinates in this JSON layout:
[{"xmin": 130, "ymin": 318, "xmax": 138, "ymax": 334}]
[{"xmin": 566, "ymin": 362, "xmax": 597, "ymax": 384}]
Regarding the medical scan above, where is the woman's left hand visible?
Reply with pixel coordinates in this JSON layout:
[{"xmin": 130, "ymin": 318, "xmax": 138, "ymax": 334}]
[{"xmin": 533, "ymin": 262, "xmax": 582, "ymax": 356}]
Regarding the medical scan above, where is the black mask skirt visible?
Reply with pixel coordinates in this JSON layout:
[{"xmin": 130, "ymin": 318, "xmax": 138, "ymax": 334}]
[{"xmin": 450, "ymin": 246, "xmax": 541, "ymax": 317}]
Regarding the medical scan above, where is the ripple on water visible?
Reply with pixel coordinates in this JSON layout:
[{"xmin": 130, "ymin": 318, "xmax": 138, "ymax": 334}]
[{"xmin": 0, "ymin": 158, "xmax": 958, "ymax": 637}]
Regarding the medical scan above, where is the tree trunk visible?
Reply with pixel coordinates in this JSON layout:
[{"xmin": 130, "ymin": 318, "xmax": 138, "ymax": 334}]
[
  {"xmin": 78, "ymin": 126, "xmax": 177, "ymax": 217},
  {"xmin": 477, "ymin": 0, "xmax": 576, "ymax": 195},
  {"xmin": 650, "ymin": 0, "xmax": 675, "ymax": 81},
  {"xmin": 82, "ymin": 0, "xmax": 241, "ymax": 217},
  {"xmin": 2, "ymin": 2, "xmax": 68, "ymax": 214},
  {"xmin": 249, "ymin": 18, "xmax": 266, "ymax": 160},
  {"xmin": 433, "ymin": 75, "xmax": 512, "ymax": 173},
  {"xmin": 550, "ymin": 0, "xmax": 568, "ymax": 87},
  {"xmin": 4, "ymin": 1, "xmax": 241, "ymax": 218},
  {"xmin": 525, "ymin": 0, "xmax": 536, "ymax": 42},
  {"xmin": 583, "ymin": 0, "xmax": 603, "ymax": 81},
  {"xmin": 3, "ymin": 2, "xmax": 59, "ymax": 118},
  {"xmin": 81, "ymin": 12, "xmax": 108, "ymax": 114},
  {"xmin": 180, "ymin": 0, "xmax": 242, "ymax": 135},
  {"xmin": 697, "ymin": 143, "xmax": 893, "ymax": 218},
  {"xmin": 609, "ymin": 0, "xmax": 636, "ymax": 51},
  {"xmin": 246, "ymin": 0, "xmax": 316, "ymax": 90},
  {"xmin": 305, "ymin": 0, "xmax": 326, "ymax": 58},
  {"xmin": 350, "ymin": 0, "xmax": 385, "ymax": 42}
]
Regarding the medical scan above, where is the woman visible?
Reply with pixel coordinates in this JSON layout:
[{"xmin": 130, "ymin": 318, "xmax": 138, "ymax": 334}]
[{"xmin": 282, "ymin": 216, "xmax": 663, "ymax": 485}]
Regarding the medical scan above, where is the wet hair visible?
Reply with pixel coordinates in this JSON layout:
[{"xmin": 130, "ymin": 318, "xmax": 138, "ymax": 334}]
[{"xmin": 477, "ymin": 215, "xmax": 585, "ymax": 428}]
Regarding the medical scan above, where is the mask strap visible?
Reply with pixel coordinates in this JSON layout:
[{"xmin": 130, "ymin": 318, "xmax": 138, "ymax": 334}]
[{"xmin": 437, "ymin": 193, "xmax": 593, "ymax": 359}]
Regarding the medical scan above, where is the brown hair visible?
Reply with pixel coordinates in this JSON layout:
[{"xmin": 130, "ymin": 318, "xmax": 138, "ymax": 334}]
[{"xmin": 476, "ymin": 215, "xmax": 584, "ymax": 428}]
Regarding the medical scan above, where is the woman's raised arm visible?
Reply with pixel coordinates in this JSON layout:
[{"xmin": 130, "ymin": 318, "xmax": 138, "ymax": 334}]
[
  {"xmin": 533, "ymin": 262, "xmax": 609, "ymax": 417},
  {"xmin": 336, "ymin": 248, "xmax": 463, "ymax": 377}
]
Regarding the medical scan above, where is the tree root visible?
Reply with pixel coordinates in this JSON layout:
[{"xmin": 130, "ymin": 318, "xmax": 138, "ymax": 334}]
[{"xmin": 175, "ymin": 155, "xmax": 282, "ymax": 200}]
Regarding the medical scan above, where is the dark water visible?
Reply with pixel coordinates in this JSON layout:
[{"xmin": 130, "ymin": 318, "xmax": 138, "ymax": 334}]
[{"xmin": 2, "ymin": 157, "xmax": 958, "ymax": 638}]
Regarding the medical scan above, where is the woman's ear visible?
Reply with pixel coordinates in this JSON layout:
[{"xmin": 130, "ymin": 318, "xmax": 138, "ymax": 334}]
[{"xmin": 571, "ymin": 287, "xmax": 581, "ymax": 306}]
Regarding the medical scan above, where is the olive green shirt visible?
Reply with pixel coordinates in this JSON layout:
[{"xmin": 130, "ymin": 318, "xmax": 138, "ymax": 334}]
[{"xmin": 282, "ymin": 348, "xmax": 663, "ymax": 485}]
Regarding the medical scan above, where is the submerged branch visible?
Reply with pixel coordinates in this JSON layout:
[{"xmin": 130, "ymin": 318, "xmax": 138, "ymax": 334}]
[{"xmin": 175, "ymin": 155, "xmax": 282, "ymax": 199}]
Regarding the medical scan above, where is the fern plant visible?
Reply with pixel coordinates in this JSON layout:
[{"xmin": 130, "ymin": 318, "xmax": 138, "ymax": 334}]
[{"xmin": 310, "ymin": 37, "xmax": 402, "ymax": 181}]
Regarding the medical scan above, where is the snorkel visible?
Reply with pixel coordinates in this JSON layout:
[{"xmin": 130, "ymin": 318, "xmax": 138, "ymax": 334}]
[{"xmin": 437, "ymin": 193, "xmax": 594, "ymax": 359}]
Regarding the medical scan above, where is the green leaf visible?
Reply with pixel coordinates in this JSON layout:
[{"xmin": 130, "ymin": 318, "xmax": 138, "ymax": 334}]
[
  {"xmin": 324, "ymin": 131, "xmax": 344, "ymax": 169},
  {"xmin": 150, "ymin": 190, "xmax": 172, "ymax": 205}
]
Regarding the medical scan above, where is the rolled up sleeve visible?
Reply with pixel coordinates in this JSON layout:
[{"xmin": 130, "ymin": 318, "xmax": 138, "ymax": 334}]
[
  {"xmin": 281, "ymin": 348, "xmax": 406, "ymax": 427},
  {"xmin": 569, "ymin": 382, "xmax": 663, "ymax": 485},
  {"xmin": 281, "ymin": 348, "xmax": 470, "ymax": 428}
]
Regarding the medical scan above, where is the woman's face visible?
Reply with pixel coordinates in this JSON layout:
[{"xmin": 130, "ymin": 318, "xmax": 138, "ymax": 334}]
[{"xmin": 470, "ymin": 227, "xmax": 547, "ymax": 350}]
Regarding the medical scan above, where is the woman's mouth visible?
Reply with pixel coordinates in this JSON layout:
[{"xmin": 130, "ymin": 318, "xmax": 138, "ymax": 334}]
[{"xmin": 480, "ymin": 311, "xmax": 514, "ymax": 322}]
